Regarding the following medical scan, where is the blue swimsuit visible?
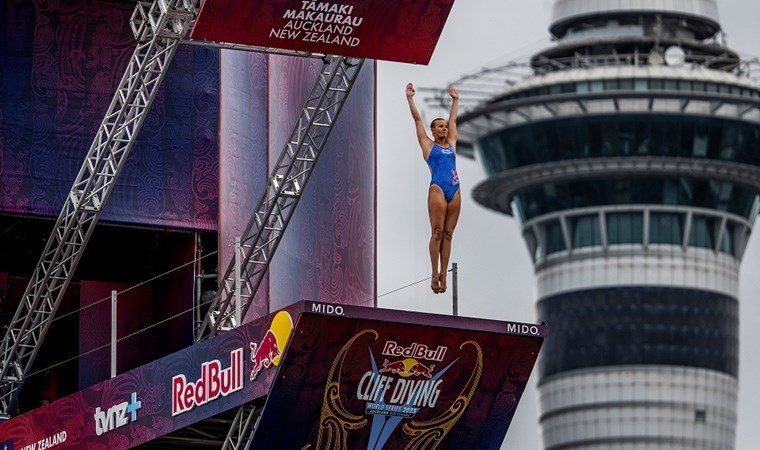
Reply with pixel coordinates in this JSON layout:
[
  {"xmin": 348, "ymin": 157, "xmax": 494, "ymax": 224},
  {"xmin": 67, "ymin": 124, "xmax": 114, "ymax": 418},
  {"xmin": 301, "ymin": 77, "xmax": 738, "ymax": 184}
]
[{"xmin": 427, "ymin": 143, "xmax": 460, "ymax": 202}]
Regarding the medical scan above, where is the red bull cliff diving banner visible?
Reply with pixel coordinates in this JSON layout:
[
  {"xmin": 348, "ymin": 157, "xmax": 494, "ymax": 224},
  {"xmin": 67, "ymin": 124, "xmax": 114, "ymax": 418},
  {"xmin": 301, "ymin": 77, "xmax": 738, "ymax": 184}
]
[
  {"xmin": 189, "ymin": 0, "xmax": 456, "ymax": 64},
  {"xmin": 0, "ymin": 301, "xmax": 545, "ymax": 449}
]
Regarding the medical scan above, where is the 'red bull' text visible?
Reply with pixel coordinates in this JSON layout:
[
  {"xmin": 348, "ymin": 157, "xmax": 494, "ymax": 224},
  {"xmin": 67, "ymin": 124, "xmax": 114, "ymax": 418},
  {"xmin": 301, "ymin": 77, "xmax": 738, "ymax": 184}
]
[
  {"xmin": 172, "ymin": 348, "xmax": 243, "ymax": 416},
  {"xmin": 382, "ymin": 341, "xmax": 447, "ymax": 362}
]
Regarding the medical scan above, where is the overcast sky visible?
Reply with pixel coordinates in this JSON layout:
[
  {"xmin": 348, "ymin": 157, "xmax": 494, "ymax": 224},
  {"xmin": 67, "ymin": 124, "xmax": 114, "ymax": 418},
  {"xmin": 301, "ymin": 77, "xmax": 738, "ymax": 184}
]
[{"xmin": 374, "ymin": 0, "xmax": 760, "ymax": 448}]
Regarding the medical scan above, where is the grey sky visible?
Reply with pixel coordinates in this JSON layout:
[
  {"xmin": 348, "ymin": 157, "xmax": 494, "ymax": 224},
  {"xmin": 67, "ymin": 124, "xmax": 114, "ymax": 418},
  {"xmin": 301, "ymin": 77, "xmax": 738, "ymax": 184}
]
[{"xmin": 375, "ymin": 0, "xmax": 760, "ymax": 448}]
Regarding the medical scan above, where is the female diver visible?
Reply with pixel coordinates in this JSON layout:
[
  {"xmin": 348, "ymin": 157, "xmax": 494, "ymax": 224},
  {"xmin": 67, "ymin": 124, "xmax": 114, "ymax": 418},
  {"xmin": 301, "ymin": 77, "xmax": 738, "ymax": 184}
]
[{"xmin": 405, "ymin": 82, "xmax": 460, "ymax": 294}]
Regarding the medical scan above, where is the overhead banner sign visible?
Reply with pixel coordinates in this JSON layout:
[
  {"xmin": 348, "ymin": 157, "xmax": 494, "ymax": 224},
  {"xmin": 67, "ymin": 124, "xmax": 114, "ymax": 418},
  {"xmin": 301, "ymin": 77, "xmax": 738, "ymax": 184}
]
[{"xmin": 189, "ymin": 0, "xmax": 456, "ymax": 64}]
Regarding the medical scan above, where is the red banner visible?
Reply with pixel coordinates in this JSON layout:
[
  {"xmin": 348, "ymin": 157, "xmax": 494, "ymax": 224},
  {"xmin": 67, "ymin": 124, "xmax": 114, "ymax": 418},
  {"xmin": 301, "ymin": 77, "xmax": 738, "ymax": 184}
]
[{"xmin": 190, "ymin": 0, "xmax": 456, "ymax": 64}]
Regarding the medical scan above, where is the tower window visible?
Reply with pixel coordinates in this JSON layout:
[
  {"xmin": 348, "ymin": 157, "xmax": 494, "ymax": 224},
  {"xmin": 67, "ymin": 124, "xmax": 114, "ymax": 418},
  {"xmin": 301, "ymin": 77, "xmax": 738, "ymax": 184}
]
[
  {"xmin": 649, "ymin": 212, "xmax": 684, "ymax": 245},
  {"xmin": 719, "ymin": 222, "xmax": 736, "ymax": 256},
  {"xmin": 543, "ymin": 220, "xmax": 566, "ymax": 255},
  {"xmin": 570, "ymin": 214, "xmax": 602, "ymax": 248},
  {"xmin": 689, "ymin": 215, "xmax": 717, "ymax": 249},
  {"xmin": 607, "ymin": 212, "xmax": 643, "ymax": 244}
]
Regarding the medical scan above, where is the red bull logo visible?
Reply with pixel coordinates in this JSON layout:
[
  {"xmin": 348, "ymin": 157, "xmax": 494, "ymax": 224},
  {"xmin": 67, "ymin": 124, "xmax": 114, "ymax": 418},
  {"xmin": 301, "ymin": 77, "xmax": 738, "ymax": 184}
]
[
  {"xmin": 171, "ymin": 348, "xmax": 244, "ymax": 416},
  {"xmin": 250, "ymin": 329, "xmax": 281, "ymax": 380},
  {"xmin": 382, "ymin": 340, "xmax": 447, "ymax": 362}
]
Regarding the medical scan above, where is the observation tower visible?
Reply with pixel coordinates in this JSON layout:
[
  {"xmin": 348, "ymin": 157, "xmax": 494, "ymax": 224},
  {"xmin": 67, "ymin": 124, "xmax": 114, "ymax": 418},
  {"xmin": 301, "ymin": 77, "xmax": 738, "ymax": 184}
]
[{"xmin": 437, "ymin": 0, "xmax": 760, "ymax": 448}]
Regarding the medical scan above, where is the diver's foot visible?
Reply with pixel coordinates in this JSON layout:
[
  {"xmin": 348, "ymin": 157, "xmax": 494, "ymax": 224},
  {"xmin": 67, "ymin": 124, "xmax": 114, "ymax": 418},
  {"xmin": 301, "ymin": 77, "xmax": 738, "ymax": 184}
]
[
  {"xmin": 438, "ymin": 273, "xmax": 447, "ymax": 293},
  {"xmin": 431, "ymin": 273, "xmax": 441, "ymax": 293}
]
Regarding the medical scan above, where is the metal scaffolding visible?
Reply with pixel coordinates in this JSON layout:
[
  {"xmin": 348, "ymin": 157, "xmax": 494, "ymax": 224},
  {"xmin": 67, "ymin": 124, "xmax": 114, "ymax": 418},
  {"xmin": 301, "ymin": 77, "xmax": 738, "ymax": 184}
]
[
  {"xmin": 221, "ymin": 403, "xmax": 264, "ymax": 450},
  {"xmin": 0, "ymin": 0, "xmax": 200, "ymax": 418},
  {"xmin": 0, "ymin": 0, "xmax": 364, "ymax": 433}
]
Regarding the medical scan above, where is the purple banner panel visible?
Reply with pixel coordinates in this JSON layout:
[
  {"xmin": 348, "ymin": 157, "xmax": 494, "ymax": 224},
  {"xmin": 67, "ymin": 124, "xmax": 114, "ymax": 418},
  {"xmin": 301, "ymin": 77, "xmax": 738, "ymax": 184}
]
[
  {"xmin": 190, "ymin": 0, "xmax": 456, "ymax": 65},
  {"xmin": 0, "ymin": 301, "xmax": 545, "ymax": 450},
  {"xmin": 219, "ymin": 53, "xmax": 375, "ymax": 320},
  {"xmin": 218, "ymin": 50, "xmax": 271, "ymax": 321},
  {"xmin": 251, "ymin": 304, "xmax": 546, "ymax": 449},
  {"xmin": 0, "ymin": 1, "xmax": 219, "ymax": 231},
  {"xmin": 0, "ymin": 272, "xmax": 7, "ymax": 326},
  {"xmin": 0, "ymin": 302, "xmax": 305, "ymax": 449},
  {"xmin": 267, "ymin": 57, "xmax": 376, "ymax": 312}
]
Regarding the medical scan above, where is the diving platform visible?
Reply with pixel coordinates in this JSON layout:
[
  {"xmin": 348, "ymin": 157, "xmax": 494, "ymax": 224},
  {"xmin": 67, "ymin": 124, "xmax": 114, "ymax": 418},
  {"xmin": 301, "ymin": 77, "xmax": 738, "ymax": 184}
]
[{"xmin": 0, "ymin": 301, "xmax": 545, "ymax": 449}]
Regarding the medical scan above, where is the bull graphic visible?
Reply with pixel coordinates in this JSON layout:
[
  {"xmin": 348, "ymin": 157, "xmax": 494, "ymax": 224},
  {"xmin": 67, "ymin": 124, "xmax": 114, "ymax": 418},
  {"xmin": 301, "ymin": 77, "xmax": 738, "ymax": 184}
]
[
  {"xmin": 250, "ymin": 330, "xmax": 280, "ymax": 381},
  {"xmin": 408, "ymin": 362, "xmax": 435, "ymax": 379},
  {"xmin": 379, "ymin": 359, "xmax": 407, "ymax": 375}
]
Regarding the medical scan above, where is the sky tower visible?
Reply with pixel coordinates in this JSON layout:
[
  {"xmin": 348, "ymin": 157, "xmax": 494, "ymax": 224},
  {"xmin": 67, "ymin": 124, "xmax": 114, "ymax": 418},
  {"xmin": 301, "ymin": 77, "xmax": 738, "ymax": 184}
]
[{"xmin": 441, "ymin": 0, "xmax": 760, "ymax": 448}]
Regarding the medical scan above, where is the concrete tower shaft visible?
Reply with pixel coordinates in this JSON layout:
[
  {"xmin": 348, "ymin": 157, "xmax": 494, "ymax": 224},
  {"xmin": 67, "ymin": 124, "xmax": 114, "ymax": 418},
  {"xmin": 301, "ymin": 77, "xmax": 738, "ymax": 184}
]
[{"xmin": 437, "ymin": 1, "xmax": 760, "ymax": 449}]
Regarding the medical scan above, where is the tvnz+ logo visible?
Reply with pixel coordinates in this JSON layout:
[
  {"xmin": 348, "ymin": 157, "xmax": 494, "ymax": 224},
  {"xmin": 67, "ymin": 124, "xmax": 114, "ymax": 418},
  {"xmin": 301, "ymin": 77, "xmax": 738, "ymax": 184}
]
[{"xmin": 94, "ymin": 392, "xmax": 142, "ymax": 436}]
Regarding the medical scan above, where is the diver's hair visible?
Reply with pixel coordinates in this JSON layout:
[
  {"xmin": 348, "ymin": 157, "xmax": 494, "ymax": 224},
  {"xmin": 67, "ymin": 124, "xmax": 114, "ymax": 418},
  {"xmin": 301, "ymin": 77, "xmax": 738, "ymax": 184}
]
[{"xmin": 429, "ymin": 118, "xmax": 446, "ymax": 128}]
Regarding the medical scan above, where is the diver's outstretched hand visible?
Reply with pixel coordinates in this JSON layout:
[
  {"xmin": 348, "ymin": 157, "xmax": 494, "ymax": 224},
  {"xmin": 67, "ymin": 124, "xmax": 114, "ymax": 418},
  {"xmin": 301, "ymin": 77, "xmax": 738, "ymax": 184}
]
[
  {"xmin": 448, "ymin": 85, "xmax": 459, "ymax": 100},
  {"xmin": 406, "ymin": 82, "xmax": 416, "ymax": 97}
]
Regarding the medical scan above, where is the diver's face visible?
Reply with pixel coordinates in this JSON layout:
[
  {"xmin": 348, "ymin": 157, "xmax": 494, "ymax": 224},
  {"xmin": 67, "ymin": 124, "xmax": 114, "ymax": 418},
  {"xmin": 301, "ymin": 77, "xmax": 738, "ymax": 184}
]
[{"xmin": 431, "ymin": 120, "xmax": 448, "ymax": 139}]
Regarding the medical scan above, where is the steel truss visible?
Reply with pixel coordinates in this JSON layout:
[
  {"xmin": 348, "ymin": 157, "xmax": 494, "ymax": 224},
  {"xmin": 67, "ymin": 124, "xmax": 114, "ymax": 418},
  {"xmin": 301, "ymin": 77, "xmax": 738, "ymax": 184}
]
[
  {"xmin": 0, "ymin": 0, "xmax": 200, "ymax": 418},
  {"xmin": 221, "ymin": 403, "xmax": 263, "ymax": 450}
]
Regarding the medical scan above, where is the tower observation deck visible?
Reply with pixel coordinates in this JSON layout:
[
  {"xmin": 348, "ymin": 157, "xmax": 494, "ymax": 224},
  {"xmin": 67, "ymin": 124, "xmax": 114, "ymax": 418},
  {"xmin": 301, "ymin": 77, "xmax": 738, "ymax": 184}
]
[{"xmin": 426, "ymin": 0, "xmax": 760, "ymax": 449}]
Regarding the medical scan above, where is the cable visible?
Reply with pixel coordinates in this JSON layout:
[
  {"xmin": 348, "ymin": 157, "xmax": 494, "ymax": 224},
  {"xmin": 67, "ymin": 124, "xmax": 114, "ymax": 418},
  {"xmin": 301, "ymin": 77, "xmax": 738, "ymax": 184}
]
[
  {"xmin": 373, "ymin": 267, "xmax": 453, "ymax": 301},
  {"xmin": 475, "ymin": 36, "xmax": 550, "ymax": 69},
  {"xmin": 26, "ymin": 288, "xmax": 220, "ymax": 380},
  {"xmin": 19, "ymin": 256, "xmax": 455, "ymax": 382},
  {"xmin": 51, "ymin": 249, "xmax": 220, "ymax": 323}
]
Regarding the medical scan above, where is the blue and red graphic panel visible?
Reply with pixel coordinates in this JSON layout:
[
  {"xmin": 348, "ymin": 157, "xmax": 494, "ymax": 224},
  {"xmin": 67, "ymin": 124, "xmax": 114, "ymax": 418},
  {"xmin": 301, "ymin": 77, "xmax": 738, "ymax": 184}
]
[{"xmin": 0, "ymin": 304, "xmax": 302, "ymax": 449}]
